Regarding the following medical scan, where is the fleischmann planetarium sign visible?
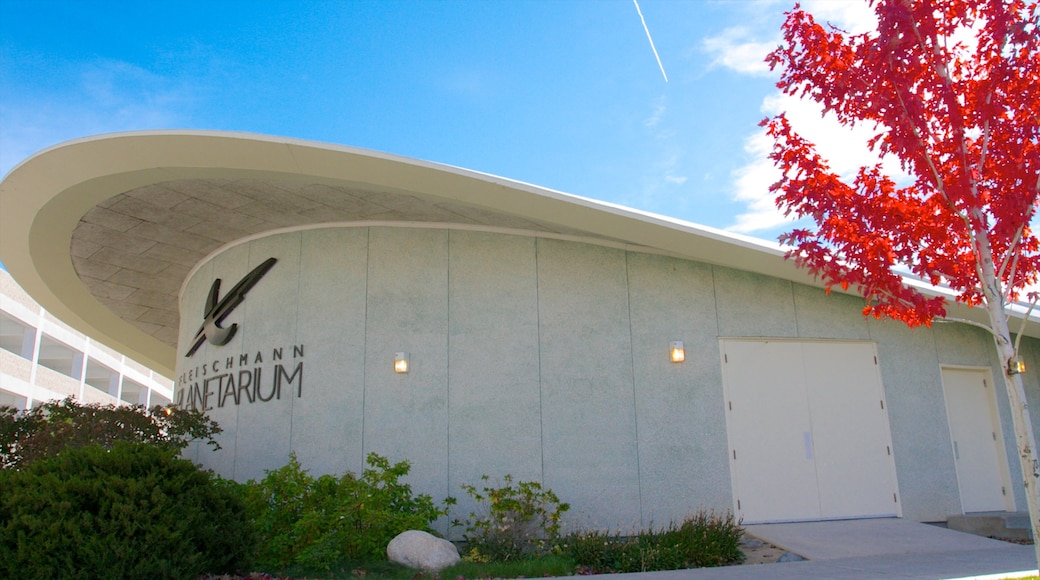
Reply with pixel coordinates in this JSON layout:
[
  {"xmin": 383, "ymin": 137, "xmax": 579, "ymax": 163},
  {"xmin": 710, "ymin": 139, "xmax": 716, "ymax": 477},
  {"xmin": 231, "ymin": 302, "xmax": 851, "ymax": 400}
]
[{"xmin": 175, "ymin": 258, "xmax": 304, "ymax": 412}]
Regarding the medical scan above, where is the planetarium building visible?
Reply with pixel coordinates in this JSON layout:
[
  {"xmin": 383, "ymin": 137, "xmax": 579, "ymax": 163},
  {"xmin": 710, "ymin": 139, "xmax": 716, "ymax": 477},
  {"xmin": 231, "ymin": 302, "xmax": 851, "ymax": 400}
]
[{"xmin": 0, "ymin": 131, "xmax": 1034, "ymax": 532}]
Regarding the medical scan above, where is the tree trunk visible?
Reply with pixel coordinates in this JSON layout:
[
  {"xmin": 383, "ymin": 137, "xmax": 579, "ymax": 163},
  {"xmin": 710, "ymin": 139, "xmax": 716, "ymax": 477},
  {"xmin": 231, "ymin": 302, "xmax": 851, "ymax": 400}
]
[
  {"xmin": 985, "ymin": 300, "xmax": 1040, "ymax": 565},
  {"xmin": 977, "ymin": 229, "xmax": 1040, "ymax": 565}
]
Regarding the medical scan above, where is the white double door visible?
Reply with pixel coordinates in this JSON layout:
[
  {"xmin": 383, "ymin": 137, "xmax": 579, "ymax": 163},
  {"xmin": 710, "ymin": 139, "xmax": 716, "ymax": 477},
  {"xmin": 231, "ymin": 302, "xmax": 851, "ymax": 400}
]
[{"xmin": 722, "ymin": 340, "xmax": 901, "ymax": 523}]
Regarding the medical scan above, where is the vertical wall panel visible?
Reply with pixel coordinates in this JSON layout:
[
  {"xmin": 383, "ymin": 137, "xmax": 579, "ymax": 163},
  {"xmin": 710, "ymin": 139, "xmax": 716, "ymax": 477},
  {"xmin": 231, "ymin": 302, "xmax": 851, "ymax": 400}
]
[
  {"xmin": 868, "ymin": 318, "xmax": 960, "ymax": 521},
  {"xmin": 293, "ymin": 228, "xmax": 368, "ymax": 476},
  {"xmin": 232, "ymin": 234, "xmax": 300, "ymax": 481},
  {"xmin": 792, "ymin": 285, "xmax": 871, "ymax": 340},
  {"xmin": 182, "ymin": 246, "xmax": 251, "ymax": 478},
  {"xmin": 714, "ymin": 267, "xmax": 798, "ymax": 338},
  {"xmin": 536, "ymin": 238, "xmax": 640, "ymax": 529},
  {"xmin": 447, "ymin": 231, "xmax": 542, "ymax": 532},
  {"xmin": 363, "ymin": 228, "xmax": 450, "ymax": 501},
  {"xmin": 934, "ymin": 323, "xmax": 1000, "ymax": 368},
  {"xmin": 627, "ymin": 253, "xmax": 730, "ymax": 526}
]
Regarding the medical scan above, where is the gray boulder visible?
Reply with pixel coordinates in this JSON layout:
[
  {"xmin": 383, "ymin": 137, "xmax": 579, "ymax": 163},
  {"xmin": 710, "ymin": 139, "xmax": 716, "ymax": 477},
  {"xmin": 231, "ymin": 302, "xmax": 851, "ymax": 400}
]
[
  {"xmin": 387, "ymin": 530, "xmax": 461, "ymax": 571},
  {"xmin": 777, "ymin": 551, "xmax": 806, "ymax": 563}
]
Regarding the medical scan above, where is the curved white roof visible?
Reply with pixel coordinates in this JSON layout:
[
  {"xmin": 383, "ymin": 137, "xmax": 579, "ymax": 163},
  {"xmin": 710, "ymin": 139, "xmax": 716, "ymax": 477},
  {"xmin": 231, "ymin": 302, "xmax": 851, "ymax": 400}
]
[{"xmin": 0, "ymin": 131, "xmax": 1028, "ymax": 376}]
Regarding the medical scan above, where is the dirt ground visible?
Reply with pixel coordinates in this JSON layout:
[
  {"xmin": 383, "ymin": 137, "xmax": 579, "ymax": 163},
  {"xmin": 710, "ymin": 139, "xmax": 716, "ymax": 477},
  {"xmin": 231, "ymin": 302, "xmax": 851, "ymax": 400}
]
[{"xmin": 739, "ymin": 535, "xmax": 792, "ymax": 565}]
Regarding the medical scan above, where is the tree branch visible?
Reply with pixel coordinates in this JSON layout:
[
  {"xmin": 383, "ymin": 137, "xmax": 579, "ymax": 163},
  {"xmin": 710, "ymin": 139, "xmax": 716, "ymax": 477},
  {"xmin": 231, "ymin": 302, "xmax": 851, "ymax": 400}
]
[
  {"xmin": 905, "ymin": 3, "xmax": 976, "ymax": 204},
  {"xmin": 934, "ymin": 316, "xmax": 998, "ymax": 337},
  {"xmin": 971, "ymin": 209, "xmax": 991, "ymax": 288},
  {"xmin": 999, "ymin": 223, "xmax": 1026, "ymax": 287},
  {"xmin": 1014, "ymin": 294, "xmax": 1040, "ymax": 355}
]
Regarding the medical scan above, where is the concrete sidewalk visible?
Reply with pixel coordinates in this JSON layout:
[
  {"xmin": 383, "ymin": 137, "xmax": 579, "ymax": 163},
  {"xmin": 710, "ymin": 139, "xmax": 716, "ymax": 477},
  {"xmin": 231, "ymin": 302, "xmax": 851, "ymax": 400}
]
[{"xmin": 612, "ymin": 518, "xmax": 1037, "ymax": 579}]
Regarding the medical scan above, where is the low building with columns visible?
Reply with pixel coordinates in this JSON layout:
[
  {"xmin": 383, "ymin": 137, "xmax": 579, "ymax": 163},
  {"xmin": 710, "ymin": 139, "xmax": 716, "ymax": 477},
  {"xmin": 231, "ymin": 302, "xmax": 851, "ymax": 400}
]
[
  {"xmin": 0, "ymin": 131, "xmax": 1035, "ymax": 532},
  {"xmin": 0, "ymin": 267, "xmax": 173, "ymax": 411}
]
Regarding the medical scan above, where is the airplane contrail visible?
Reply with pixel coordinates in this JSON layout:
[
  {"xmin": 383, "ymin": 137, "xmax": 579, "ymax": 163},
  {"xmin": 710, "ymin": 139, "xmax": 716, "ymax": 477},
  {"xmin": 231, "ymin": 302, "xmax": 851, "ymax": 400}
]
[{"xmin": 633, "ymin": 0, "xmax": 668, "ymax": 83}]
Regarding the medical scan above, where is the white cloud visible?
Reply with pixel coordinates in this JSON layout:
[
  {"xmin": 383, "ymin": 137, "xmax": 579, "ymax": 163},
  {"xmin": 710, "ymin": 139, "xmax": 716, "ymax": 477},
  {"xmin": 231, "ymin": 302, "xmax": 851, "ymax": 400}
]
[
  {"xmin": 701, "ymin": 27, "xmax": 776, "ymax": 76},
  {"xmin": 728, "ymin": 92, "xmax": 909, "ymax": 234},
  {"xmin": 644, "ymin": 98, "xmax": 689, "ymax": 188},
  {"xmin": 728, "ymin": 128, "xmax": 786, "ymax": 232},
  {"xmin": 701, "ymin": 0, "xmax": 877, "ymax": 79},
  {"xmin": 720, "ymin": 0, "xmax": 903, "ymax": 234},
  {"xmin": 637, "ymin": 148, "xmax": 689, "ymax": 201},
  {"xmin": 644, "ymin": 96, "xmax": 666, "ymax": 128},
  {"xmin": 619, "ymin": 96, "xmax": 690, "ymax": 213},
  {"xmin": 800, "ymin": 0, "xmax": 877, "ymax": 35}
]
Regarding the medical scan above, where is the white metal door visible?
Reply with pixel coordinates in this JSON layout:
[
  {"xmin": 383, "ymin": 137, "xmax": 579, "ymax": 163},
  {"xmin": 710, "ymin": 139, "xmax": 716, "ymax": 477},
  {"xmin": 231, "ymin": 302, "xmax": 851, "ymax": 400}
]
[
  {"xmin": 803, "ymin": 342, "xmax": 899, "ymax": 518},
  {"xmin": 942, "ymin": 367, "xmax": 1013, "ymax": 512},
  {"xmin": 722, "ymin": 339, "xmax": 901, "ymax": 523},
  {"xmin": 724, "ymin": 340, "xmax": 820, "ymax": 522}
]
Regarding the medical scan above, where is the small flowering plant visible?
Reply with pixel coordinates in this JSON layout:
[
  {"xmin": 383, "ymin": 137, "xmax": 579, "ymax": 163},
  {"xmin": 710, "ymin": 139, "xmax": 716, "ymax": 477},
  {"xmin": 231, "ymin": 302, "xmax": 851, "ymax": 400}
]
[{"xmin": 454, "ymin": 474, "xmax": 570, "ymax": 561}]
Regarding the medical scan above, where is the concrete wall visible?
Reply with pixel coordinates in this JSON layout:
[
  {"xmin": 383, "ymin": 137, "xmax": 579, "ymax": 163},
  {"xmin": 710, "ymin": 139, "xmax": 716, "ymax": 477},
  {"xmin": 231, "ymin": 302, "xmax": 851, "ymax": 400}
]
[{"xmin": 177, "ymin": 224, "xmax": 1033, "ymax": 532}]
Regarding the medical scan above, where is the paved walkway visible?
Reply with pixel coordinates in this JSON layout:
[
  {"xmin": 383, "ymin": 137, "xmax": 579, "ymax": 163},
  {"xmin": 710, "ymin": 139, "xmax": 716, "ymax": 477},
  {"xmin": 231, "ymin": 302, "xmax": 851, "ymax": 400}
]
[{"xmin": 610, "ymin": 518, "xmax": 1037, "ymax": 580}]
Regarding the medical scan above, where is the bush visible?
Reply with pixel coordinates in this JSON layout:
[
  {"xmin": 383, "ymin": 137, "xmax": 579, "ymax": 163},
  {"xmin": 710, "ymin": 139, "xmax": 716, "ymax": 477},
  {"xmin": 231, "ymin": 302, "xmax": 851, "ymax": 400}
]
[
  {"xmin": 559, "ymin": 528, "xmax": 629, "ymax": 573},
  {"xmin": 0, "ymin": 397, "xmax": 221, "ymax": 469},
  {"xmin": 561, "ymin": 510, "xmax": 744, "ymax": 573},
  {"xmin": 0, "ymin": 441, "xmax": 254, "ymax": 579},
  {"xmin": 241, "ymin": 452, "xmax": 453, "ymax": 571},
  {"xmin": 455, "ymin": 474, "xmax": 570, "ymax": 562},
  {"xmin": 659, "ymin": 510, "xmax": 744, "ymax": 567}
]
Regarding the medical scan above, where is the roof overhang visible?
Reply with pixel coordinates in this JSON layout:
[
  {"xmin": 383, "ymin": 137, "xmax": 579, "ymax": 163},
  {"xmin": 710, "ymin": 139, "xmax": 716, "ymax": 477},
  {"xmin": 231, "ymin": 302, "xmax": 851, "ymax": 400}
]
[{"xmin": 1, "ymin": 130, "xmax": 1033, "ymax": 377}]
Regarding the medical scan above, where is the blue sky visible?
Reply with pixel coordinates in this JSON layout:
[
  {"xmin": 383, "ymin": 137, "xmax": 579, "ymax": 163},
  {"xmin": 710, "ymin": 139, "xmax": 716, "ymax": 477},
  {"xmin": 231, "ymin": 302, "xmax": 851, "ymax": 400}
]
[{"xmin": 0, "ymin": 0, "xmax": 877, "ymax": 243}]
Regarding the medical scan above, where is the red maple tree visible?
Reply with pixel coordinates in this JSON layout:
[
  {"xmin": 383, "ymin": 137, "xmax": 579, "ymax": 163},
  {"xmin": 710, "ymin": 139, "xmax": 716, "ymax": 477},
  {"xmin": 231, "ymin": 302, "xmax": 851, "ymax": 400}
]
[{"xmin": 763, "ymin": 0, "xmax": 1040, "ymax": 556}]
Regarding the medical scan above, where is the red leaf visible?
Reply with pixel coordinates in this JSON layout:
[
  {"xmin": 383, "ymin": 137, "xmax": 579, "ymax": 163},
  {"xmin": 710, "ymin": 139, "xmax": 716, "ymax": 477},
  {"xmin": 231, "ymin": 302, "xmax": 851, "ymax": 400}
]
[{"xmin": 765, "ymin": 0, "xmax": 1040, "ymax": 326}]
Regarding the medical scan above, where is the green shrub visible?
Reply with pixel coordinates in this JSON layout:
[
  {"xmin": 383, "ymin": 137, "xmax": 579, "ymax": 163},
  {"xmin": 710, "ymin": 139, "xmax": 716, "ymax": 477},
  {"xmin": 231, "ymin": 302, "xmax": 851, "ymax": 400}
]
[
  {"xmin": 559, "ymin": 528, "xmax": 629, "ymax": 573},
  {"xmin": 455, "ymin": 474, "xmax": 570, "ymax": 562},
  {"xmin": 660, "ymin": 510, "xmax": 744, "ymax": 567},
  {"xmin": 0, "ymin": 441, "xmax": 254, "ymax": 579},
  {"xmin": 561, "ymin": 510, "xmax": 744, "ymax": 573},
  {"xmin": 241, "ymin": 452, "xmax": 453, "ymax": 571},
  {"xmin": 0, "ymin": 397, "xmax": 221, "ymax": 469}
]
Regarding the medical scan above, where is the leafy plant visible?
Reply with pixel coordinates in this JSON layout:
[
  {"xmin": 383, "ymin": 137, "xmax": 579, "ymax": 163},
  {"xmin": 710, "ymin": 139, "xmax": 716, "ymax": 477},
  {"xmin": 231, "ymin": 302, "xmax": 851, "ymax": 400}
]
[
  {"xmin": 455, "ymin": 474, "xmax": 570, "ymax": 561},
  {"xmin": 561, "ymin": 510, "xmax": 743, "ymax": 573},
  {"xmin": 558, "ymin": 528, "xmax": 630, "ymax": 573},
  {"xmin": 0, "ymin": 397, "xmax": 221, "ymax": 469},
  {"xmin": 656, "ymin": 510, "xmax": 744, "ymax": 568},
  {"xmin": 241, "ymin": 452, "xmax": 453, "ymax": 571},
  {"xmin": 0, "ymin": 441, "xmax": 254, "ymax": 579}
]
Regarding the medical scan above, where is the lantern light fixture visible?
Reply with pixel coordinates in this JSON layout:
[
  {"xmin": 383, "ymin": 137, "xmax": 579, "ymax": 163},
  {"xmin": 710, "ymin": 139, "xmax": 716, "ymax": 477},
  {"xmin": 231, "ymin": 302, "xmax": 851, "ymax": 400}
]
[
  {"xmin": 1009, "ymin": 356, "xmax": 1026, "ymax": 375},
  {"xmin": 394, "ymin": 352, "xmax": 409, "ymax": 374},
  {"xmin": 670, "ymin": 341, "xmax": 685, "ymax": 363}
]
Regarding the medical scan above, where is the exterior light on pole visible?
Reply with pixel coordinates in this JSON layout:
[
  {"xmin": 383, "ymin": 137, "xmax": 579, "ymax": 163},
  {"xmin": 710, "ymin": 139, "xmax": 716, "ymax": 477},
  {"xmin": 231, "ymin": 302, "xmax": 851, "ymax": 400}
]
[{"xmin": 1009, "ymin": 356, "xmax": 1026, "ymax": 375}]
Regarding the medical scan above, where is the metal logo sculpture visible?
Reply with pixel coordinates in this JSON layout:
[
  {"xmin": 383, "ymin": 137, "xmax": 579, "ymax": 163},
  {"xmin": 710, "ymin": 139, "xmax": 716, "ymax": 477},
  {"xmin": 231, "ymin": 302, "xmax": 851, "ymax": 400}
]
[{"xmin": 185, "ymin": 257, "xmax": 277, "ymax": 357}]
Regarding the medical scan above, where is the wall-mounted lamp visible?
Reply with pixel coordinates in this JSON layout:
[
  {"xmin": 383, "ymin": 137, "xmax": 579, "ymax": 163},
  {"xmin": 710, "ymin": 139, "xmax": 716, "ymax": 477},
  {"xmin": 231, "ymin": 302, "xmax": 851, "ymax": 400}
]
[
  {"xmin": 670, "ymin": 341, "xmax": 685, "ymax": 363},
  {"xmin": 1009, "ymin": 356, "xmax": 1026, "ymax": 375},
  {"xmin": 394, "ymin": 352, "xmax": 409, "ymax": 374}
]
